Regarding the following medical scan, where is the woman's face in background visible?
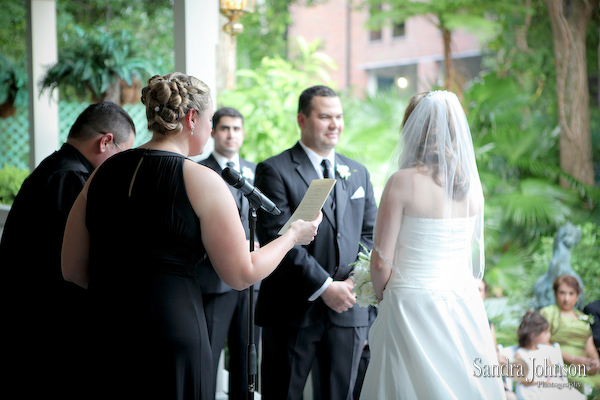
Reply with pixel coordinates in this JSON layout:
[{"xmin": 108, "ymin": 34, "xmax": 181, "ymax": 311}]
[{"xmin": 555, "ymin": 283, "xmax": 578, "ymax": 312}]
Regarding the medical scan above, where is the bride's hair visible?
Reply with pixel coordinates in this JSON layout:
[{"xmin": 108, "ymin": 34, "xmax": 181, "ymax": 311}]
[
  {"xmin": 401, "ymin": 92, "xmax": 427, "ymax": 128},
  {"xmin": 400, "ymin": 91, "xmax": 470, "ymax": 201},
  {"xmin": 384, "ymin": 90, "xmax": 484, "ymax": 280}
]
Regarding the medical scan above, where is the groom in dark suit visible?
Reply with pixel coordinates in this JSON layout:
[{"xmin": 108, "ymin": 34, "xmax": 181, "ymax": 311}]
[
  {"xmin": 198, "ymin": 107, "xmax": 259, "ymax": 400},
  {"xmin": 255, "ymin": 85, "xmax": 378, "ymax": 400}
]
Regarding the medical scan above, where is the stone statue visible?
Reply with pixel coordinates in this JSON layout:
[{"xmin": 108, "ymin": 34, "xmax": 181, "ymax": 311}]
[{"xmin": 533, "ymin": 222, "xmax": 584, "ymax": 310}]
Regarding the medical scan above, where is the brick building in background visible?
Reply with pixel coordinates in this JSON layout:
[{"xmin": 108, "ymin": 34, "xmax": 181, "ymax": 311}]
[{"xmin": 288, "ymin": 0, "xmax": 486, "ymax": 95}]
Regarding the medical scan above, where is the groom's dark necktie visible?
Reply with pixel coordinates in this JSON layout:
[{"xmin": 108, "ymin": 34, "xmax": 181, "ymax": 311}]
[
  {"xmin": 321, "ymin": 159, "xmax": 335, "ymax": 209},
  {"xmin": 321, "ymin": 159, "xmax": 332, "ymax": 179}
]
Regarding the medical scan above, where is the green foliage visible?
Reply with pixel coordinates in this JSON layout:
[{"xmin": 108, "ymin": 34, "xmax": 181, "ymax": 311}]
[
  {"xmin": 463, "ymin": 71, "xmax": 599, "ymax": 297},
  {"xmin": 220, "ymin": 37, "xmax": 408, "ymax": 202},
  {"xmin": 56, "ymin": 0, "xmax": 174, "ymax": 73},
  {"xmin": 338, "ymin": 90, "xmax": 407, "ymax": 197},
  {"xmin": 362, "ymin": 0, "xmax": 524, "ymax": 92},
  {"xmin": 0, "ymin": 165, "xmax": 28, "ymax": 205},
  {"xmin": 466, "ymin": 1, "xmax": 600, "ymax": 298},
  {"xmin": 365, "ymin": 0, "xmax": 520, "ymax": 30},
  {"xmin": 526, "ymin": 222, "xmax": 600, "ymax": 305},
  {"xmin": 236, "ymin": 0, "xmax": 292, "ymax": 70},
  {"xmin": 489, "ymin": 222, "xmax": 600, "ymax": 347},
  {"xmin": 0, "ymin": 0, "xmax": 26, "ymax": 63},
  {"xmin": 486, "ymin": 0, "xmax": 556, "ymax": 91},
  {"xmin": 40, "ymin": 26, "xmax": 154, "ymax": 101},
  {"xmin": 219, "ymin": 37, "xmax": 336, "ymax": 164},
  {"xmin": 0, "ymin": 53, "xmax": 27, "ymax": 108}
]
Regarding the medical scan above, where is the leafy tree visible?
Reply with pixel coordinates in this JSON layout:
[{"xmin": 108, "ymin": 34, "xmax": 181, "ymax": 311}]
[
  {"xmin": 488, "ymin": 0, "xmax": 598, "ymax": 188},
  {"xmin": 362, "ymin": 0, "xmax": 522, "ymax": 96},
  {"xmin": 220, "ymin": 35, "xmax": 407, "ymax": 200},
  {"xmin": 488, "ymin": 0, "xmax": 599, "ymax": 193},
  {"xmin": 0, "ymin": 53, "xmax": 27, "ymax": 115},
  {"xmin": 236, "ymin": 0, "xmax": 294, "ymax": 70},
  {"xmin": 219, "ymin": 37, "xmax": 336, "ymax": 163},
  {"xmin": 56, "ymin": 0, "xmax": 174, "ymax": 73},
  {"xmin": 40, "ymin": 26, "xmax": 154, "ymax": 104},
  {"xmin": 543, "ymin": 0, "xmax": 598, "ymax": 186},
  {"xmin": 337, "ymin": 89, "xmax": 406, "ymax": 196},
  {"xmin": 0, "ymin": 0, "xmax": 27, "ymax": 116},
  {"xmin": 464, "ymin": 74, "xmax": 580, "ymax": 290},
  {"xmin": 0, "ymin": 0, "xmax": 26, "ymax": 63}
]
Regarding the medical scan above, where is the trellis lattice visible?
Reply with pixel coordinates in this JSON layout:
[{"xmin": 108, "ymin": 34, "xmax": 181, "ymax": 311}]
[{"xmin": 0, "ymin": 101, "xmax": 150, "ymax": 171}]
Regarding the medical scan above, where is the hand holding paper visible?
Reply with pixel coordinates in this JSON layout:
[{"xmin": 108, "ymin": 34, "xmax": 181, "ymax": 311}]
[{"xmin": 278, "ymin": 179, "xmax": 336, "ymax": 235}]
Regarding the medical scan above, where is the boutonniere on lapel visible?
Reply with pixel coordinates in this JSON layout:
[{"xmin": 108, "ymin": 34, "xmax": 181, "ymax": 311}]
[
  {"xmin": 242, "ymin": 166, "xmax": 254, "ymax": 181},
  {"xmin": 336, "ymin": 164, "xmax": 355, "ymax": 188}
]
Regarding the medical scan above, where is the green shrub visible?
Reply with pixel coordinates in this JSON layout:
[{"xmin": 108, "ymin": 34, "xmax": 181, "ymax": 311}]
[{"xmin": 0, "ymin": 165, "xmax": 28, "ymax": 204}]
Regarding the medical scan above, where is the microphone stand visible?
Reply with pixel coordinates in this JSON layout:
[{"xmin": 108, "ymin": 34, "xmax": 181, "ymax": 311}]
[
  {"xmin": 246, "ymin": 205, "xmax": 258, "ymax": 400},
  {"xmin": 222, "ymin": 166, "xmax": 278, "ymax": 399}
]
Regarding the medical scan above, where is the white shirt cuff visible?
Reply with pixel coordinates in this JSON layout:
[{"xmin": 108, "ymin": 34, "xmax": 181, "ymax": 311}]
[{"xmin": 308, "ymin": 277, "xmax": 333, "ymax": 301}]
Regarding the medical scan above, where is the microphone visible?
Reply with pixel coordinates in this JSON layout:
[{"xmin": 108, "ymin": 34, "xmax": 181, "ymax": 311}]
[{"xmin": 222, "ymin": 167, "xmax": 282, "ymax": 215}]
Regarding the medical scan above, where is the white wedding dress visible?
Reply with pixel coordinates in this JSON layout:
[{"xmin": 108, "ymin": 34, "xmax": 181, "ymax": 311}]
[{"xmin": 360, "ymin": 216, "xmax": 506, "ymax": 399}]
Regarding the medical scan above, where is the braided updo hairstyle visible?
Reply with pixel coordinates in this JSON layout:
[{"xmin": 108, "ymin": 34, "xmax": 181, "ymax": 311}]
[{"xmin": 141, "ymin": 72, "xmax": 211, "ymax": 136}]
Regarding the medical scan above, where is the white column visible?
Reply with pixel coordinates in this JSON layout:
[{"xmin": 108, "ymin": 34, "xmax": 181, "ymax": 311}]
[
  {"xmin": 26, "ymin": 0, "xmax": 59, "ymax": 170},
  {"xmin": 173, "ymin": 0, "xmax": 219, "ymax": 105},
  {"xmin": 173, "ymin": 0, "xmax": 218, "ymax": 160}
]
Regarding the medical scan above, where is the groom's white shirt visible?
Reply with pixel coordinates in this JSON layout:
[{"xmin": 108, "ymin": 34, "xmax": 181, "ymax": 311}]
[{"xmin": 299, "ymin": 140, "xmax": 334, "ymax": 301}]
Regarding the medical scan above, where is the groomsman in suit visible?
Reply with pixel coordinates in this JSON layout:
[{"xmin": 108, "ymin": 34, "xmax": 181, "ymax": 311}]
[
  {"xmin": 198, "ymin": 107, "xmax": 259, "ymax": 400},
  {"xmin": 254, "ymin": 85, "xmax": 378, "ymax": 400}
]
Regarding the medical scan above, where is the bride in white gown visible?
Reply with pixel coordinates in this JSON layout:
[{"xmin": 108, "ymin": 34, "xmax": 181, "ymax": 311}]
[{"xmin": 360, "ymin": 91, "xmax": 506, "ymax": 399}]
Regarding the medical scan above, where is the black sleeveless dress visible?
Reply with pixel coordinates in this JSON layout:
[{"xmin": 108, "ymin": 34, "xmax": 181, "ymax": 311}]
[{"xmin": 86, "ymin": 149, "xmax": 213, "ymax": 400}]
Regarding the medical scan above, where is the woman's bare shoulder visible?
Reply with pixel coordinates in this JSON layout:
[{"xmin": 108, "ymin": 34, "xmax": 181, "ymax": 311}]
[
  {"xmin": 183, "ymin": 159, "xmax": 220, "ymax": 181},
  {"xmin": 183, "ymin": 160, "xmax": 231, "ymax": 208},
  {"xmin": 389, "ymin": 168, "xmax": 421, "ymax": 187},
  {"xmin": 389, "ymin": 168, "xmax": 437, "ymax": 192}
]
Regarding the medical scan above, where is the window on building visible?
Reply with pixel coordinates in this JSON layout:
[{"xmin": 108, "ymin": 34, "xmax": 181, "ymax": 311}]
[
  {"xmin": 369, "ymin": 5, "xmax": 383, "ymax": 41},
  {"xmin": 370, "ymin": 29, "xmax": 382, "ymax": 41},
  {"xmin": 393, "ymin": 22, "xmax": 405, "ymax": 37}
]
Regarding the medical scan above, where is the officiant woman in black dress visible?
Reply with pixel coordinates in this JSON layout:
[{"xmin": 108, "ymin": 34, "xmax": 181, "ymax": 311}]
[{"xmin": 61, "ymin": 72, "xmax": 321, "ymax": 400}]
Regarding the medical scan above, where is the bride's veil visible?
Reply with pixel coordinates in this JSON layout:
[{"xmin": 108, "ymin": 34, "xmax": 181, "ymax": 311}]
[{"xmin": 383, "ymin": 90, "xmax": 485, "ymax": 280}]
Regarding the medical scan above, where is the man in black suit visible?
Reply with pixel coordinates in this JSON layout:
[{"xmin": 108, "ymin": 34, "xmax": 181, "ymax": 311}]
[
  {"xmin": 254, "ymin": 85, "xmax": 378, "ymax": 400},
  {"xmin": 198, "ymin": 107, "xmax": 259, "ymax": 400},
  {"xmin": 0, "ymin": 102, "xmax": 136, "ymax": 398}
]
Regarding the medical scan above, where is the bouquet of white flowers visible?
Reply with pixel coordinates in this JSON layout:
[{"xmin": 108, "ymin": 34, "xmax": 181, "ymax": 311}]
[{"xmin": 350, "ymin": 245, "xmax": 378, "ymax": 308}]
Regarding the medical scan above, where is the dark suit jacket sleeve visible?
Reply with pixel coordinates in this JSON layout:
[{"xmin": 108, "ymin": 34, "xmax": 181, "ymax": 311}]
[{"xmin": 255, "ymin": 160, "xmax": 331, "ymax": 298}]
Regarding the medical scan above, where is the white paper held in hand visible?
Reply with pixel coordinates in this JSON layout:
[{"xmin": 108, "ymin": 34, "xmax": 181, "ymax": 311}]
[{"xmin": 278, "ymin": 179, "xmax": 336, "ymax": 235}]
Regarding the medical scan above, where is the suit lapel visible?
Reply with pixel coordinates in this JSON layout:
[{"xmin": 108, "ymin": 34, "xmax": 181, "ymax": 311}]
[
  {"xmin": 207, "ymin": 154, "xmax": 242, "ymax": 211},
  {"xmin": 291, "ymin": 144, "xmax": 317, "ymax": 187},
  {"xmin": 291, "ymin": 143, "xmax": 336, "ymax": 228}
]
